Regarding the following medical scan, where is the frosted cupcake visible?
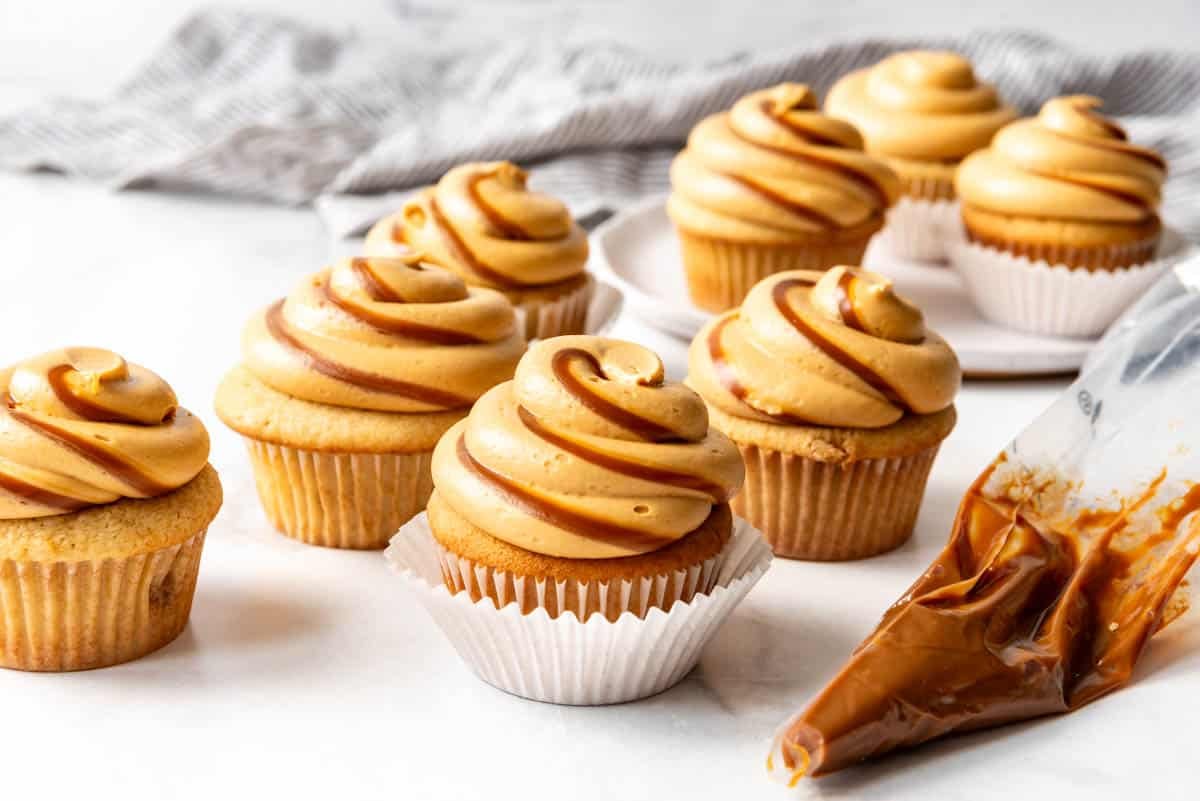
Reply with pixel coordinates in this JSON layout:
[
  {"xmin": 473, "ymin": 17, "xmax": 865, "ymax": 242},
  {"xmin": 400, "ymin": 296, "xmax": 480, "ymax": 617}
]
[
  {"xmin": 952, "ymin": 96, "xmax": 1170, "ymax": 336},
  {"xmin": 668, "ymin": 83, "xmax": 900, "ymax": 312},
  {"xmin": 366, "ymin": 162, "xmax": 592, "ymax": 340},
  {"xmin": 426, "ymin": 335, "xmax": 745, "ymax": 621},
  {"xmin": 688, "ymin": 268, "xmax": 960, "ymax": 560},
  {"xmin": 215, "ymin": 254, "xmax": 524, "ymax": 549},
  {"xmin": 826, "ymin": 50, "xmax": 1017, "ymax": 261},
  {"xmin": 0, "ymin": 347, "xmax": 220, "ymax": 671}
]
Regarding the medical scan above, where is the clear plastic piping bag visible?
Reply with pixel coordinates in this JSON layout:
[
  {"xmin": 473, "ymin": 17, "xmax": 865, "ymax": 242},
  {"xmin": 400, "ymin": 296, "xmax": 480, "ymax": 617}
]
[
  {"xmin": 1039, "ymin": 253, "xmax": 1200, "ymax": 489},
  {"xmin": 767, "ymin": 258, "xmax": 1200, "ymax": 783}
]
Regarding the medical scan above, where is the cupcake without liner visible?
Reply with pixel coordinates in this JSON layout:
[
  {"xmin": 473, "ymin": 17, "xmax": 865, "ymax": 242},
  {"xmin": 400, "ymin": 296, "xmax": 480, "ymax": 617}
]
[
  {"xmin": 0, "ymin": 347, "xmax": 220, "ymax": 671},
  {"xmin": 668, "ymin": 83, "xmax": 900, "ymax": 312},
  {"xmin": 395, "ymin": 335, "xmax": 761, "ymax": 702},
  {"xmin": 366, "ymin": 161, "xmax": 593, "ymax": 340},
  {"xmin": 688, "ymin": 267, "xmax": 961, "ymax": 560},
  {"xmin": 826, "ymin": 50, "xmax": 1017, "ymax": 262},
  {"xmin": 953, "ymin": 95, "xmax": 1172, "ymax": 336},
  {"xmin": 215, "ymin": 254, "xmax": 524, "ymax": 550}
]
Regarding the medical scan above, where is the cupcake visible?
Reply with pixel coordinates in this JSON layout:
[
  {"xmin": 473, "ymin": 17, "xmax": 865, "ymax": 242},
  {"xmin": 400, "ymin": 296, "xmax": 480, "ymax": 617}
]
[
  {"xmin": 215, "ymin": 253, "xmax": 524, "ymax": 550},
  {"xmin": 0, "ymin": 347, "xmax": 220, "ymax": 671},
  {"xmin": 826, "ymin": 51, "xmax": 1017, "ymax": 261},
  {"xmin": 952, "ymin": 96, "xmax": 1170, "ymax": 336},
  {"xmin": 688, "ymin": 267, "xmax": 960, "ymax": 560},
  {"xmin": 667, "ymin": 83, "xmax": 900, "ymax": 312},
  {"xmin": 425, "ymin": 335, "xmax": 746, "ymax": 621},
  {"xmin": 365, "ymin": 162, "xmax": 593, "ymax": 340}
]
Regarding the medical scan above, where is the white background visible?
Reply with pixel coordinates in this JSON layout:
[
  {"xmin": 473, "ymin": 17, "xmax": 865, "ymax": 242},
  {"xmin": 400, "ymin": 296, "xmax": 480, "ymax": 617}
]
[{"xmin": 0, "ymin": 2, "xmax": 1197, "ymax": 799}]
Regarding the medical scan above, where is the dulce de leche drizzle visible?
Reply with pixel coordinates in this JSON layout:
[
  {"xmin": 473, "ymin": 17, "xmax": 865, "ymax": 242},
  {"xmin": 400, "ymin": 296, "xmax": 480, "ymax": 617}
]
[
  {"xmin": 242, "ymin": 254, "xmax": 525, "ymax": 414},
  {"xmin": 431, "ymin": 336, "xmax": 744, "ymax": 559},
  {"xmin": 689, "ymin": 268, "xmax": 959, "ymax": 429},
  {"xmin": 668, "ymin": 84, "xmax": 900, "ymax": 243},
  {"xmin": 772, "ymin": 457, "xmax": 1200, "ymax": 781},
  {"xmin": 377, "ymin": 161, "xmax": 589, "ymax": 291},
  {"xmin": 0, "ymin": 348, "xmax": 210, "ymax": 519},
  {"xmin": 956, "ymin": 96, "xmax": 1167, "ymax": 224}
]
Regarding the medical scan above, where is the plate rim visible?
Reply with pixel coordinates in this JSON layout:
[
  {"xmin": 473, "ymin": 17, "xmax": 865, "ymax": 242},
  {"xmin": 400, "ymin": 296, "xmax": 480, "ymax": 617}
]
[{"xmin": 592, "ymin": 195, "xmax": 1094, "ymax": 378}]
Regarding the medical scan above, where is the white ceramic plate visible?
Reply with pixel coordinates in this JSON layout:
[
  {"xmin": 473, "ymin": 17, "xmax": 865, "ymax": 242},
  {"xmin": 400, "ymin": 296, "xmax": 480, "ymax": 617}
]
[{"xmin": 592, "ymin": 195, "xmax": 1094, "ymax": 377}]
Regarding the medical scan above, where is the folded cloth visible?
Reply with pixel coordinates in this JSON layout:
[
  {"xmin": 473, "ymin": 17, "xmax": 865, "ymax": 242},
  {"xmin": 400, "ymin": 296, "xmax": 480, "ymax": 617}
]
[{"xmin": 2, "ymin": 8, "xmax": 1199, "ymax": 240}]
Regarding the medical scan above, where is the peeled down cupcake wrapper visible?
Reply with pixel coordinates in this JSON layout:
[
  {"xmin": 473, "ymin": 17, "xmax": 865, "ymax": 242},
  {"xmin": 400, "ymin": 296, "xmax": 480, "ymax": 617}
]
[
  {"xmin": 946, "ymin": 227, "xmax": 1190, "ymax": 338},
  {"xmin": 384, "ymin": 514, "xmax": 772, "ymax": 705},
  {"xmin": 874, "ymin": 197, "xmax": 960, "ymax": 264},
  {"xmin": 768, "ymin": 294, "xmax": 1200, "ymax": 781}
]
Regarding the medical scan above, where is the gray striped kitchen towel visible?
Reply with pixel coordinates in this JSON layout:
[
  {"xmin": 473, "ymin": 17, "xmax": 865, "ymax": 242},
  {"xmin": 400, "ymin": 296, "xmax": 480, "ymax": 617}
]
[{"xmin": 2, "ymin": 8, "xmax": 1198, "ymax": 239}]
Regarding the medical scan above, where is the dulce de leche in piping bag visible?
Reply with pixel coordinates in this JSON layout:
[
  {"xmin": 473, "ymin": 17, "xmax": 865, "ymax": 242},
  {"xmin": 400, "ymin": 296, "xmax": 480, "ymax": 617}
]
[{"xmin": 769, "ymin": 269, "xmax": 1200, "ymax": 782}]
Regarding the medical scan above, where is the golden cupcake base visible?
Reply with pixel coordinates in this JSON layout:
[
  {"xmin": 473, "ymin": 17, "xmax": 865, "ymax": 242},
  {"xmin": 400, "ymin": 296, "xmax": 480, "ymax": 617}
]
[
  {"xmin": 961, "ymin": 205, "xmax": 1162, "ymax": 271},
  {"xmin": 675, "ymin": 226, "xmax": 878, "ymax": 313},
  {"xmin": 426, "ymin": 493, "xmax": 733, "ymax": 622},
  {"xmin": 0, "ymin": 468, "xmax": 221, "ymax": 672},
  {"xmin": 244, "ymin": 439, "xmax": 434, "ymax": 550},
  {"xmin": 0, "ymin": 529, "xmax": 207, "ymax": 671},
  {"xmin": 506, "ymin": 273, "xmax": 595, "ymax": 340},
  {"xmin": 734, "ymin": 442, "xmax": 941, "ymax": 561}
]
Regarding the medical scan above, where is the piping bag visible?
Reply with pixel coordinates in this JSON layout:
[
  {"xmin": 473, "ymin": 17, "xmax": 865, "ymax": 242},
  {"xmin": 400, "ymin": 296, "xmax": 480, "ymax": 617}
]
[{"xmin": 769, "ymin": 259, "xmax": 1200, "ymax": 782}]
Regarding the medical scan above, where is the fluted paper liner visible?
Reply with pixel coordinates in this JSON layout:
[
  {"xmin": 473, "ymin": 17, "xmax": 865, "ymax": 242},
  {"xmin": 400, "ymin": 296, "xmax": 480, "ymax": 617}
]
[
  {"xmin": 734, "ymin": 442, "xmax": 940, "ymax": 561},
  {"xmin": 515, "ymin": 275, "xmax": 595, "ymax": 340},
  {"xmin": 875, "ymin": 197, "xmax": 960, "ymax": 263},
  {"xmin": 244, "ymin": 439, "xmax": 433, "ymax": 550},
  {"xmin": 384, "ymin": 513, "xmax": 772, "ymax": 705},
  {"xmin": 947, "ymin": 227, "xmax": 1190, "ymax": 338},
  {"xmin": 897, "ymin": 172, "xmax": 955, "ymax": 204},
  {"xmin": 0, "ymin": 528, "xmax": 206, "ymax": 671},
  {"xmin": 676, "ymin": 229, "xmax": 874, "ymax": 312}
]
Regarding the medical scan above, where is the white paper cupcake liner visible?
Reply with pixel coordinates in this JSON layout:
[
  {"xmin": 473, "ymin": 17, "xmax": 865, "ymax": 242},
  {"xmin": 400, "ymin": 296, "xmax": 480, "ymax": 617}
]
[
  {"xmin": 510, "ymin": 277, "xmax": 623, "ymax": 342},
  {"xmin": 875, "ymin": 197, "xmax": 960, "ymax": 264},
  {"xmin": 947, "ymin": 227, "xmax": 1190, "ymax": 338},
  {"xmin": 384, "ymin": 513, "xmax": 772, "ymax": 705}
]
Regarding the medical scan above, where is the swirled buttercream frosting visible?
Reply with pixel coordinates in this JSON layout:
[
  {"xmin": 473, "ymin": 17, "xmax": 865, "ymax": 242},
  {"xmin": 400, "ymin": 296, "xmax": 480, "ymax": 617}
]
[
  {"xmin": 956, "ymin": 95, "xmax": 1166, "ymax": 223},
  {"xmin": 689, "ymin": 268, "xmax": 960, "ymax": 429},
  {"xmin": 0, "ymin": 348, "xmax": 210, "ymax": 519},
  {"xmin": 667, "ymin": 83, "xmax": 900, "ymax": 242},
  {"xmin": 242, "ymin": 254, "xmax": 525, "ymax": 413},
  {"xmin": 825, "ymin": 51, "xmax": 1017, "ymax": 162},
  {"xmin": 431, "ymin": 336, "xmax": 745, "ymax": 559},
  {"xmin": 392, "ymin": 162, "xmax": 589, "ymax": 290}
]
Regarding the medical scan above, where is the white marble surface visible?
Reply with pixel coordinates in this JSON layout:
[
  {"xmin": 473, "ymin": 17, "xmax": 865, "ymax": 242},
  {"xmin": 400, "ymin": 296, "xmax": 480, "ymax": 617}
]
[
  {"xmin": 1, "ymin": 169, "xmax": 1197, "ymax": 800},
  {"xmin": 1, "ymin": 3, "xmax": 1199, "ymax": 798}
]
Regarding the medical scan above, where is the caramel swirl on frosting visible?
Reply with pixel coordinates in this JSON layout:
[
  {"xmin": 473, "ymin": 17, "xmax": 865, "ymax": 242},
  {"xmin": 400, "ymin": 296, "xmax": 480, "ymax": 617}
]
[
  {"xmin": 826, "ymin": 51, "xmax": 1018, "ymax": 162},
  {"xmin": 243, "ymin": 254, "xmax": 525, "ymax": 413},
  {"xmin": 383, "ymin": 162, "xmax": 589, "ymax": 290},
  {"xmin": 432, "ymin": 336, "xmax": 744, "ymax": 559},
  {"xmin": 956, "ymin": 95, "xmax": 1166, "ymax": 223},
  {"xmin": 668, "ymin": 83, "xmax": 900, "ymax": 243},
  {"xmin": 689, "ymin": 268, "xmax": 959, "ymax": 428},
  {"xmin": 0, "ymin": 348, "xmax": 210, "ymax": 519}
]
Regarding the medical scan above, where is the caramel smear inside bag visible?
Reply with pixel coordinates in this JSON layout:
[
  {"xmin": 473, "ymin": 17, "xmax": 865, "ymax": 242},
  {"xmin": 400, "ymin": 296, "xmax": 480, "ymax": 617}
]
[{"xmin": 768, "ymin": 274, "xmax": 1200, "ymax": 781}]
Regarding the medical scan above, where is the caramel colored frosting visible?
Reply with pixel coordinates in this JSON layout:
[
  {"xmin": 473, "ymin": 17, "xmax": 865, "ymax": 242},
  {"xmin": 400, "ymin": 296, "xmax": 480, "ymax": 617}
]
[
  {"xmin": 242, "ymin": 254, "xmax": 525, "ymax": 413},
  {"xmin": 956, "ymin": 95, "xmax": 1167, "ymax": 223},
  {"xmin": 689, "ymin": 268, "xmax": 960, "ymax": 429},
  {"xmin": 0, "ymin": 348, "xmax": 210, "ymax": 519},
  {"xmin": 431, "ymin": 336, "xmax": 745, "ymax": 559},
  {"xmin": 667, "ymin": 83, "xmax": 901, "ymax": 243},
  {"xmin": 388, "ymin": 162, "xmax": 589, "ymax": 290},
  {"xmin": 825, "ymin": 50, "xmax": 1017, "ymax": 162}
]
